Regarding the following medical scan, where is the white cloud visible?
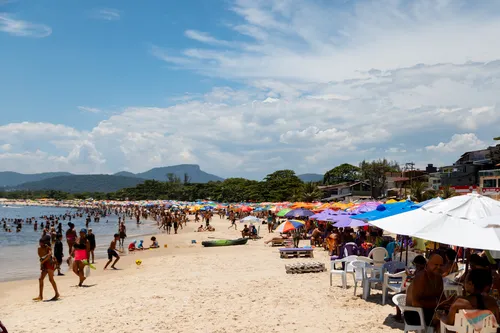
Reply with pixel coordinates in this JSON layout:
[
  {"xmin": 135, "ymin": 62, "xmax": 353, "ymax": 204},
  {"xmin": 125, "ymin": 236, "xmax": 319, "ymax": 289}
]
[
  {"xmin": 184, "ymin": 30, "xmax": 231, "ymax": 46},
  {"xmin": 0, "ymin": 143, "xmax": 11, "ymax": 151},
  {"xmin": 92, "ymin": 8, "xmax": 121, "ymax": 21},
  {"xmin": 425, "ymin": 134, "xmax": 486, "ymax": 153},
  {"xmin": 0, "ymin": 13, "xmax": 51, "ymax": 37},
  {"xmin": 3, "ymin": 1, "xmax": 500, "ymax": 178},
  {"xmin": 77, "ymin": 106, "xmax": 101, "ymax": 113}
]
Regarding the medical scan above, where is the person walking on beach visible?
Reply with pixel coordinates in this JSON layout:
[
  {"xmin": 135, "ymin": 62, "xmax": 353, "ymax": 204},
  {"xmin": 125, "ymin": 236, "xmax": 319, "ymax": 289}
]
[
  {"xmin": 54, "ymin": 234, "xmax": 64, "ymax": 276},
  {"xmin": 119, "ymin": 222, "xmax": 126, "ymax": 247},
  {"xmin": 72, "ymin": 228, "xmax": 90, "ymax": 287},
  {"xmin": 104, "ymin": 234, "xmax": 121, "ymax": 270},
  {"xmin": 34, "ymin": 238, "xmax": 60, "ymax": 301},
  {"xmin": 87, "ymin": 228, "xmax": 96, "ymax": 264},
  {"xmin": 66, "ymin": 222, "xmax": 77, "ymax": 256}
]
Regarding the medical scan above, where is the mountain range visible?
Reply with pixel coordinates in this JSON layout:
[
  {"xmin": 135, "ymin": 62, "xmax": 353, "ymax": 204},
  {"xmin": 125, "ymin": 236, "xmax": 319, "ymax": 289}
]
[{"xmin": 0, "ymin": 165, "xmax": 323, "ymax": 193}]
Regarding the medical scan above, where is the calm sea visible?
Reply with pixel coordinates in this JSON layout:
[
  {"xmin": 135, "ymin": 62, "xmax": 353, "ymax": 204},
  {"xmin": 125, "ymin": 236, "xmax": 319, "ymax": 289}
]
[{"xmin": 0, "ymin": 205, "xmax": 158, "ymax": 282}]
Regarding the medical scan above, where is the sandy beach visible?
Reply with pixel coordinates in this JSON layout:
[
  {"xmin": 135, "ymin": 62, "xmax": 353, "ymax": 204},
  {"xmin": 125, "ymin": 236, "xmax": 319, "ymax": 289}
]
[{"xmin": 0, "ymin": 215, "xmax": 402, "ymax": 333}]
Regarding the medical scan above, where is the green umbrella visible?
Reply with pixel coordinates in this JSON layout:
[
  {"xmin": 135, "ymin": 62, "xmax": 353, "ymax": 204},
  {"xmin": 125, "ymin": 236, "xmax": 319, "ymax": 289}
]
[{"xmin": 276, "ymin": 208, "xmax": 292, "ymax": 217}]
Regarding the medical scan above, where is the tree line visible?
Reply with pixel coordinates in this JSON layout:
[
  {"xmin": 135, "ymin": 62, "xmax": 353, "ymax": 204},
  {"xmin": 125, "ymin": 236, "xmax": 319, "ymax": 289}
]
[{"xmin": 1, "ymin": 159, "xmax": 452, "ymax": 202}]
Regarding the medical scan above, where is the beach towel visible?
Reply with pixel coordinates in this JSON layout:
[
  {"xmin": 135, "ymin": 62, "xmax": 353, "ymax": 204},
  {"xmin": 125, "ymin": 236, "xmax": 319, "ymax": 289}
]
[{"xmin": 462, "ymin": 309, "xmax": 498, "ymax": 331}]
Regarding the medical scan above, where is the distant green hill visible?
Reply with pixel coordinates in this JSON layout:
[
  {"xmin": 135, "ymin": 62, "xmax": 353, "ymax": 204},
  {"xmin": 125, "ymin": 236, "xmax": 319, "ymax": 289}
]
[
  {"xmin": 14, "ymin": 175, "xmax": 145, "ymax": 193},
  {"xmin": 0, "ymin": 172, "xmax": 73, "ymax": 187},
  {"xmin": 113, "ymin": 164, "xmax": 224, "ymax": 183},
  {"xmin": 298, "ymin": 173, "xmax": 323, "ymax": 182}
]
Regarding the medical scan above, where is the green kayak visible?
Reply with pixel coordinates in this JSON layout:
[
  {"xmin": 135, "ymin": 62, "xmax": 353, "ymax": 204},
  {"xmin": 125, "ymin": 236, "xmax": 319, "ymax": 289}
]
[{"xmin": 201, "ymin": 238, "xmax": 248, "ymax": 247}]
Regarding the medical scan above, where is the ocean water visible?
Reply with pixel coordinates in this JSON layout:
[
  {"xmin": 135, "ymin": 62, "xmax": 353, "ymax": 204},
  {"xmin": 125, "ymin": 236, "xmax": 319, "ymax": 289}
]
[{"xmin": 0, "ymin": 205, "xmax": 159, "ymax": 282}]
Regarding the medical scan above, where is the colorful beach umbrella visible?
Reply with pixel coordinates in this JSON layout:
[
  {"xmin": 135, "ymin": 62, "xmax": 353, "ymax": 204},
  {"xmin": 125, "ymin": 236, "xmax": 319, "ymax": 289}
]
[
  {"xmin": 284, "ymin": 208, "xmax": 314, "ymax": 218},
  {"xmin": 275, "ymin": 220, "xmax": 305, "ymax": 233},
  {"xmin": 276, "ymin": 208, "xmax": 292, "ymax": 217}
]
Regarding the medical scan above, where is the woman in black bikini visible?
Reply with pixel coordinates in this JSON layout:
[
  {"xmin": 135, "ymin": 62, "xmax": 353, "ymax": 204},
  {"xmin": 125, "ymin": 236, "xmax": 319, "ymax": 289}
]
[{"xmin": 445, "ymin": 268, "xmax": 500, "ymax": 324}]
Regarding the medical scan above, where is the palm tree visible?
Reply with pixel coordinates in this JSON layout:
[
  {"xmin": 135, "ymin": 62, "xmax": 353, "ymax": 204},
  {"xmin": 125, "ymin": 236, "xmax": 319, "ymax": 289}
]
[
  {"xmin": 439, "ymin": 185, "xmax": 457, "ymax": 199},
  {"xmin": 301, "ymin": 182, "xmax": 323, "ymax": 202},
  {"xmin": 410, "ymin": 182, "xmax": 427, "ymax": 202}
]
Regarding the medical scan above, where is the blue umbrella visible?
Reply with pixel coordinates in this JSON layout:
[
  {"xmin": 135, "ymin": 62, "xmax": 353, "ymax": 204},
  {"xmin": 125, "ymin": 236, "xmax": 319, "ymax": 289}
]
[
  {"xmin": 284, "ymin": 209, "xmax": 315, "ymax": 218},
  {"xmin": 352, "ymin": 200, "xmax": 415, "ymax": 221}
]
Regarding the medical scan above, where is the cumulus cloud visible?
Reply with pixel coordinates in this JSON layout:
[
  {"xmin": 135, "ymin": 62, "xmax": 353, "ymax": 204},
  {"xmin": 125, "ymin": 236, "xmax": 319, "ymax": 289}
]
[
  {"xmin": 3, "ymin": 0, "xmax": 500, "ymax": 178},
  {"xmin": 426, "ymin": 134, "xmax": 486, "ymax": 153},
  {"xmin": 0, "ymin": 13, "xmax": 51, "ymax": 37}
]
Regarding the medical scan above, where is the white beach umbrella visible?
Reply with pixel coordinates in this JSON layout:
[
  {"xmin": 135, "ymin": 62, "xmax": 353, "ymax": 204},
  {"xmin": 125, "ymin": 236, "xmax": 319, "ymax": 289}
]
[
  {"xmin": 369, "ymin": 193, "xmax": 500, "ymax": 251},
  {"xmin": 240, "ymin": 216, "xmax": 260, "ymax": 223}
]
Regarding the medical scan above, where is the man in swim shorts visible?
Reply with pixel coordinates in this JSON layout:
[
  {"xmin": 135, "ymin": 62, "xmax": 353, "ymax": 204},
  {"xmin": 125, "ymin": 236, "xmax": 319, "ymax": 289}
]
[{"xmin": 104, "ymin": 233, "xmax": 121, "ymax": 270}]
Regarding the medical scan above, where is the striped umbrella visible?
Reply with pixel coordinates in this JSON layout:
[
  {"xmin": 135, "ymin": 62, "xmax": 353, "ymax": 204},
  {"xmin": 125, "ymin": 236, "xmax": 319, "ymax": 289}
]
[{"xmin": 275, "ymin": 220, "xmax": 305, "ymax": 233}]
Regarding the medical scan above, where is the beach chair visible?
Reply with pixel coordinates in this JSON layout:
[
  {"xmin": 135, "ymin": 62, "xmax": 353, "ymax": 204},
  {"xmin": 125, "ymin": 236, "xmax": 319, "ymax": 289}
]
[
  {"xmin": 351, "ymin": 260, "xmax": 369, "ymax": 297},
  {"xmin": 368, "ymin": 247, "xmax": 389, "ymax": 267},
  {"xmin": 330, "ymin": 255, "xmax": 358, "ymax": 288},
  {"xmin": 440, "ymin": 309, "xmax": 497, "ymax": 333},
  {"xmin": 381, "ymin": 261, "xmax": 407, "ymax": 304},
  {"xmin": 393, "ymin": 294, "xmax": 433, "ymax": 333}
]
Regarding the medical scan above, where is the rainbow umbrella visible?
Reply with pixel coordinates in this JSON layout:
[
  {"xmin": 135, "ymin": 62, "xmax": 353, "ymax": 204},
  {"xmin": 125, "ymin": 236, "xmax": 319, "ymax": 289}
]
[{"xmin": 275, "ymin": 220, "xmax": 305, "ymax": 233}]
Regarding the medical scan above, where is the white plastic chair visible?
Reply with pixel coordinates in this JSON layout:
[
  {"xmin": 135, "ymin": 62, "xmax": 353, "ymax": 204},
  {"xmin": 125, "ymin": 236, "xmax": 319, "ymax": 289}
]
[
  {"xmin": 368, "ymin": 247, "xmax": 389, "ymax": 267},
  {"xmin": 381, "ymin": 261, "xmax": 408, "ymax": 304},
  {"xmin": 351, "ymin": 260, "xmax": 369, "ymax": 297},
  {"xmin": 392, "ymin": 294, "xmax": 433, "ymax": 333},
  {"xmin": 440, "ymin": 309, "xmax": 497, "ymax": 333},
  {"xmin": 393, "ymin": 251, "xmax": 418, "ymax": 264},
  {"xmin": 330, "ymin": 255, "xmax": 358, "ymax": 288},
  {"xmin": 443, "ymin": 270, "xmax": 464, "ymax": 297}
]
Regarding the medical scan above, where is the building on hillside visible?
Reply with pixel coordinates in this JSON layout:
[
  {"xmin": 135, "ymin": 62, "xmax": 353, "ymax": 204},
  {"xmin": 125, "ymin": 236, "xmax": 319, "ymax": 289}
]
[
  {"xmin": 437, "ymin": 144, "xmax": 500, "ymax": 189},
  {"xmin": 479, "ymin": 169, "xmax": 500, "ymax": 198},
  {"xmin": 318, "ymin": 181, "xmax": 373, "ymax": 201}
]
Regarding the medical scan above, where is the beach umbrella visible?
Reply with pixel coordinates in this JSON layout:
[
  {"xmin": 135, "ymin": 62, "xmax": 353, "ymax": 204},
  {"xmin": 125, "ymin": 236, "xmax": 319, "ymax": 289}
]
[
  {"xmin": 275, "ymin": 220, "xmax": 305, "ymax": 233},
  {"xmin": 276, "ymin": 208, "xmax": 292, "ymax": 217},
  {"xmin": 369, "ymin": 193, "xmax": 500, "ymax": 250},
  {"xmin": 351, "ymin": 200, "xmax": 415, "ymax": 221},
  {"xmin": 240, "ymin": 216, "xmax": 260, "ymax": 223},
  {"xmin": 284, "ymin": 208, "xmax": 314, "ymax": 218}
]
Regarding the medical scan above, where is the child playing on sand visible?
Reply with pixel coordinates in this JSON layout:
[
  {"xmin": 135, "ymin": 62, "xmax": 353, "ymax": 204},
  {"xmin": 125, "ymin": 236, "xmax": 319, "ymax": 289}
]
[
  {"xmin": 128, "ymin": 240, "xmax": 137, "ymax": 252},
  {"xmin": 149, "ymin": 236, "xmax": 159, "ymax": 248},
  {"xmin": 54, "ymin": 234, "xmax": 64, "ymax": 276},
  {"xmin": 104, "ymin": 234, "xmax": 122, "ymax": 270}
]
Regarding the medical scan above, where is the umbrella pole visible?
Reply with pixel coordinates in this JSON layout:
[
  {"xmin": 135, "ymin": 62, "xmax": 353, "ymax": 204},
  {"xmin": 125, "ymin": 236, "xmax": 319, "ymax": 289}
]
[
  {"xmin": 405, "ymin": 239, "xmax": 409, "ymax": 265},
  {"xmin": 399, "ymin": 235, "xmax": 404, "ymax": 262}
]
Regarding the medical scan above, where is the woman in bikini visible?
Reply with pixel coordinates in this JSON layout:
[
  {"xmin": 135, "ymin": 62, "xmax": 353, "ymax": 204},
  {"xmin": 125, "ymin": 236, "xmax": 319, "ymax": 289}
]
[
  {"xmin": 34, "ymin": 238, "xmax": 60, "ymax": 301},
  {"xmin": 72, "ymin": 228, "xmax": 90, "ymax": 287},
  {"xmin": 66, "ymin": 222, "xmax": 77, "ymax": 256}
]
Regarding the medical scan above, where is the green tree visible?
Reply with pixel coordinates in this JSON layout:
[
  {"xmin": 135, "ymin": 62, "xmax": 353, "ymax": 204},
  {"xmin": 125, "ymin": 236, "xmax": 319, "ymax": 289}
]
[
  {"xmin": 301, "ymin": 182, "xmax": 323, "ymax": 202},
  {"xmin": 440, "ymin": 185, "xmax": 457, "ymax": 199},
  {"xmin": 359, "ymin": 159, "xmax": 400, "ymax": 199},
  {"xmin": 410, "ymin": 182, "xmax": 428, "ymax": 202},
  {"xmin": 323, "ymin": 163, "xmax": 360, "ymax": 185},
  {"xmin": 262, "ymin": 170, "xmax": 303, "ymax": 202}
]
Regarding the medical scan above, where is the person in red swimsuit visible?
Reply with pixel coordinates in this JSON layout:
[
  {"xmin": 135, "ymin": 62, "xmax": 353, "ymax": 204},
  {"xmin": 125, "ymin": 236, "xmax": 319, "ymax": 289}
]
[{"xmin": 33, "ymin": 238, "xmax": 60, "ymax": 301}]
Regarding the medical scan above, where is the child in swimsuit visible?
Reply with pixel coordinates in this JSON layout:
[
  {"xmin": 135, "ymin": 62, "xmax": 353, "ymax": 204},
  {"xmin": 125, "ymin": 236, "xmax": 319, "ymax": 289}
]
[{"xmin": 34, "ymin": 238, "xmax": 60, "ymax": 301}]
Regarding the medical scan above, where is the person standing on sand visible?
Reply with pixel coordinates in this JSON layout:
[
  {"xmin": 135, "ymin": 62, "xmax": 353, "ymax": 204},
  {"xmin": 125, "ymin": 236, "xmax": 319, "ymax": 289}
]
[
  {"xmin": 65, "ymin": 222, "xmax": 77, "ymax": 256},
  {"xmin": 34, "ymin": 238, "xmax": 60, "ymax": 301},
  {"xmin": 87, "ymin": 228, "xmax": 96, "ymax": 264},
  {"xmin": 54, "ymin": 234, "xmax": 64, "ymax": 276},
  {"xmin": 104, "ymin": 234, "xmax": 121, "ymax": 270}
]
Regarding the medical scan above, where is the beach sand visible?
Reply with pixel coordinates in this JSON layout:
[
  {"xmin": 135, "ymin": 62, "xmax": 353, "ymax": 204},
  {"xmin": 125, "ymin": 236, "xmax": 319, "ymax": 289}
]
[{"xmin": 0, "ymin": 216, "xmax": 403, "ymax": 333}]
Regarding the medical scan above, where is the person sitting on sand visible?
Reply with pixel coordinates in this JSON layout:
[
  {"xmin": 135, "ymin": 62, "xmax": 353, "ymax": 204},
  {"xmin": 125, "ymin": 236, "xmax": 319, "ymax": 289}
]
[
  {"xmin": 128, "ymin": 240, "xmax": 137, "ymax": 252},
  {"xmin": 149, "ymin": 236, "xmax": 159, "ymax": 248},
  {"xmin": 206, "ymin": 224, "xmax": 215, "ymax": 232},
  {"xmin": 241, "ymin": 225, "xmax": 250, "ymax": 238},
  {"xmin": 250, "ymin": 225, "xmax": 258, "ymax": 238},
  {"xmin": 34, "ymin": 238, "xmax": 60, "ymax": 301},
  {"xmin": 198, "ymin": 225, "xmax": 205, "ymax": 232},
  {"xmin": 137, "ymin": 240, "xmax": 145, "ymax": 250}
]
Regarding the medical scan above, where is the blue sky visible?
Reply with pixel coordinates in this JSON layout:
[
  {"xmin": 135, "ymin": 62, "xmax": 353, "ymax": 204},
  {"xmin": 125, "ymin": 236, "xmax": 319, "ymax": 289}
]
[{"xmin": 1, "ymin": 0, "xmax": 500, "ymax": 179}]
